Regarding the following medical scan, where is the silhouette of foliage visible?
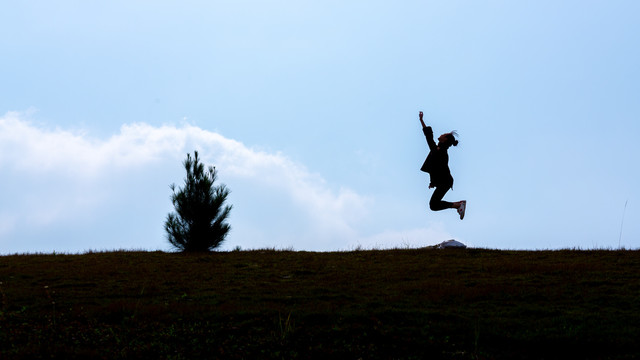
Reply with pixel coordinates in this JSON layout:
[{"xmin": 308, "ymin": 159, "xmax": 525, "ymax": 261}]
[{"xmin": 165, "ymin": 151, "xmax": 232, "ymax": 252}]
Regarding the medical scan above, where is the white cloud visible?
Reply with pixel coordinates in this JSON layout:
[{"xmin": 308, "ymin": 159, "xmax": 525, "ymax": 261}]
[
  {"xmin": 0, "ymin": 112, "xmax": 379, "ymax": 251},
  {"xmin": 0, "ymin": 113, "xmax": 191, "ymax": 177}
]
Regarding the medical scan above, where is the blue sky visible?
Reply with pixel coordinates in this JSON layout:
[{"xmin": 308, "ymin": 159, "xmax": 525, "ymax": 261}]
[{"xmin": 1, "ymin": 1, "xmax": 639, "ymax": 253}]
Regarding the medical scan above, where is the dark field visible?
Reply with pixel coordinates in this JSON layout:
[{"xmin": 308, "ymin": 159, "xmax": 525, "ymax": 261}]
[{"xmin": 1, "ymin": 249, "xmax": 639, "ymax": 359}]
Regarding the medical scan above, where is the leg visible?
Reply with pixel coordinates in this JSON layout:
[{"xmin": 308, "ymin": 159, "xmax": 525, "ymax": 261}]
[{"xmin": 429, "ymin": 186, "xmax": 454, "ymax": 211}]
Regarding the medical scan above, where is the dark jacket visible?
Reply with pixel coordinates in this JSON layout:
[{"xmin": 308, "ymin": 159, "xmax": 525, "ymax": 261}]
[{"xmin": 420, "ymin": 126, "xmax": 454, "ymax": 189}]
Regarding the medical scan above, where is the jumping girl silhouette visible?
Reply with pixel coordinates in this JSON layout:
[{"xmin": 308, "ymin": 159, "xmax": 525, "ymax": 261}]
[{"xmin": 418, "ymin": 111, "xmax": 467, "ymax": 219}]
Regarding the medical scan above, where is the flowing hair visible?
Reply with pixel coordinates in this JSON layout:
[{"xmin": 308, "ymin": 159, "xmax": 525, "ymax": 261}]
[{"xmin": 446, "ymin": 131, "xmax": 459, "ymax": 147}]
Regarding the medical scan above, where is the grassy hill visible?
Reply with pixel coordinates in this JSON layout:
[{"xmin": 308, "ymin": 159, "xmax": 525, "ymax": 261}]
[{"xmin": 1, "ymin": 248, "xmax": 639, "ymax": 359}]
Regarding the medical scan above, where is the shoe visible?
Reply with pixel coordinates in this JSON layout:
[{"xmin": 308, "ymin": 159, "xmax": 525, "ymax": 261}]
[{"xmin": 457, "ymin": 201, "xmax": 466, "ymax": 220}]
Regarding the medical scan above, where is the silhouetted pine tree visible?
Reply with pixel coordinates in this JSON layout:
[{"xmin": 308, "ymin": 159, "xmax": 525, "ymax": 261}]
[{"xmin": 165, "ymin": 151, "xmax": 232, "ymax": 252}]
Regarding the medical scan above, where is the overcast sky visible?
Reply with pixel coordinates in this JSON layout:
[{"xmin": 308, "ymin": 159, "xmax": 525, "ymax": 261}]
[{"xmin": 2, "ymin": 1, "xmax": 639, "ymax": 253}]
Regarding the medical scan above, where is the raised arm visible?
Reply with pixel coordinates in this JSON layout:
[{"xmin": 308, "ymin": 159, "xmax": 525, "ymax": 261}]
[
  {"xmin": 419, "ymin": 111, "xmax": 427, "ymax": 128},
  {"xmin": 419, "ymin": 111, "xmax": 437, "ymax": 151}
]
